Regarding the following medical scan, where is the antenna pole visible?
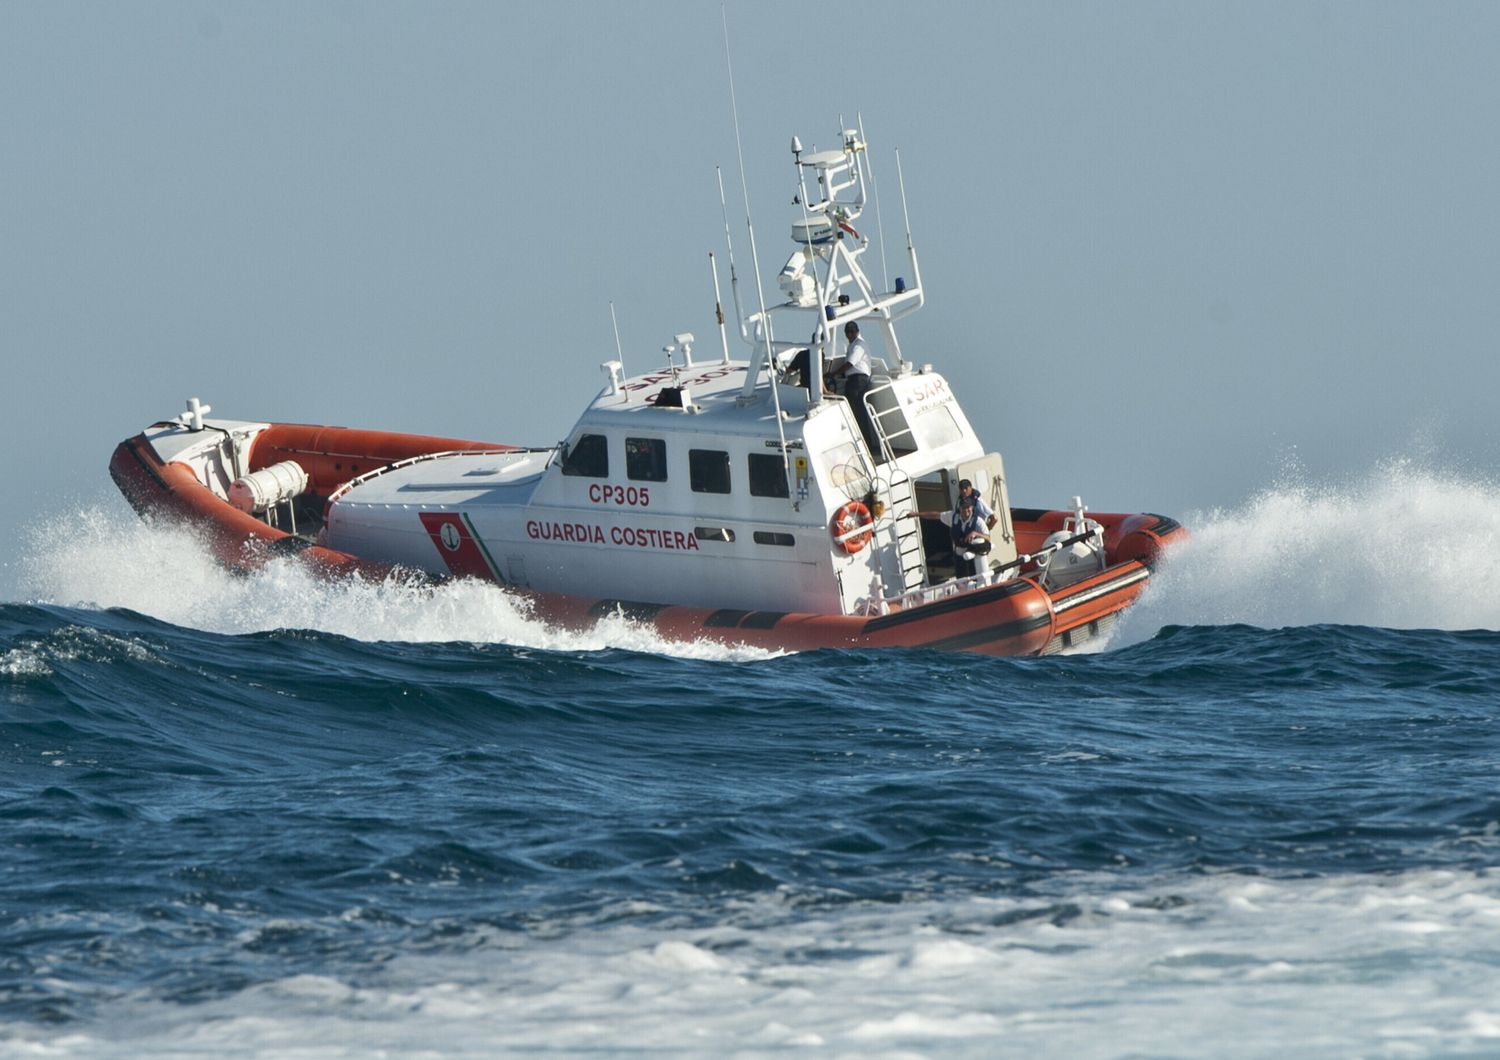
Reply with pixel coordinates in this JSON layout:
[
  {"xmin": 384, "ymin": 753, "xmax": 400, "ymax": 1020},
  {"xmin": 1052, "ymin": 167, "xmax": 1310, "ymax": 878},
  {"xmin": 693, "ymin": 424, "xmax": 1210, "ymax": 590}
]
[
  {"xmin": 710, "ymin": 252, "xmax": 731, "ymax": 364},
  {"xmin": 859, "ymin": 113, "xmax": 891, "ymax": 293},
  {"xmin": 895, "ymin": 148, "xmax": 924, "ymax": 302},
  {"xmin": 722, "ymin": 8, "xmax": 775, "ymax": 389},
  {"xmin": 717, "ymin": 167, "xmax": 749, "ymax": 340},
  {"xmin": 722, "ymin": 5, "xmax": 794, "ymax": 502}
]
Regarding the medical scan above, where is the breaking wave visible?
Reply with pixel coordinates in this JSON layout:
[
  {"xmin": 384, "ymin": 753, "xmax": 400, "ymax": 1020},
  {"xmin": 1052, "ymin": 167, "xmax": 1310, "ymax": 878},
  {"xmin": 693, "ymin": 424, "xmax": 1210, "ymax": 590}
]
[
  {"xmin": 12, "ymin": 506, "xmax": 777, "ymax": 661},
  {"xmin": 1121, "ymin": 459, "xmax": 1500, "ymax": 642}
]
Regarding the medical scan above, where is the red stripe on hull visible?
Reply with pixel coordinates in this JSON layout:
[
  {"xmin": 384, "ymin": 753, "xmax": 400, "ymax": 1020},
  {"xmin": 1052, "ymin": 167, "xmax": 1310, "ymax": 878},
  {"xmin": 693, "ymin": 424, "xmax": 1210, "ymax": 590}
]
[{"xmin": 419, "ymin": 512, "xmax": 503, "ymax": 583}]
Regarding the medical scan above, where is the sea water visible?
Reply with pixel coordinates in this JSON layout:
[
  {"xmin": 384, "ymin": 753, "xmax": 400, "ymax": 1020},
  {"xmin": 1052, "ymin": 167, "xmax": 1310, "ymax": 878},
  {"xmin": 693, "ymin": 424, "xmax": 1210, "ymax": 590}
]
[{"xmin": 3, "ymin": 462, "xmax": 1500, "ymax": 1058}]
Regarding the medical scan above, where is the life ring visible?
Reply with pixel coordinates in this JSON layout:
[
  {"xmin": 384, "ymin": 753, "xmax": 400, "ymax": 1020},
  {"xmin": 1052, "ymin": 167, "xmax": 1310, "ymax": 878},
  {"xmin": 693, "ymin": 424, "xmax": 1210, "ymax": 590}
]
[{"xmin": 829, "ymin": 501, "xmax": 873, "ymax": 554}]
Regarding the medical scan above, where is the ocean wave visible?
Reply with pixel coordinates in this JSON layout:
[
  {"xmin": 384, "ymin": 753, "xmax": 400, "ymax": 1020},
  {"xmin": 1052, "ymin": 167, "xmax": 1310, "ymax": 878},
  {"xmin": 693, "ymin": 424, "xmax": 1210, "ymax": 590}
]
[
  {"xmin": 12, "ymin": 507, "xmax": 778, "ymax": 661},
  {"xmin": 6, "ymin": 593, "xmax": 1500, "ymax": 1055},
  {"xmin": 6, "ymin": 868, "xmax": 1499, "ymax": 1058},
  {"xmin": 1119, "ymin": 459, "xmax": 1500, "ymax": 642}
]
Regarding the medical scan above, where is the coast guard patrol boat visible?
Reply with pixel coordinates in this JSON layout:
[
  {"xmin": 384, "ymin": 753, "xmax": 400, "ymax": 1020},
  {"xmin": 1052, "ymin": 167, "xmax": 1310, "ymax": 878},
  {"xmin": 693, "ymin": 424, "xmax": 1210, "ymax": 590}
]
[{"xmin": 110, "ymin": 125, "xmax": 1184, "ymax": 655}]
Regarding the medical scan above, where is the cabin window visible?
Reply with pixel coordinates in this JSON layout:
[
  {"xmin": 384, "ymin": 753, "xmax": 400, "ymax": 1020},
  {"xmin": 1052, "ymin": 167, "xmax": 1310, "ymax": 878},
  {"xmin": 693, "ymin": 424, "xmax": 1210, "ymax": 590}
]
[
  {"xmin": 748, "ymin": 453, "xmax": 790, "ymax": 498},
  {"xmin": 625, "ymin": 437, "xmax": 668, "ymax": 482},
  {"xmin": 689, "ymin": 449, "xmax": 731, "ymax": 494},
  {"xmin": 915, "ymin": 405, "xmax": 962, "ymax": 450},
  {"xmin": 753, "ymin": 531, "xmax": 795, "ymax": 547},
  {"xmin": 561, "ymin": 433, "xmax": 609, "ymax": 477},
  {"xmin": 821, "ymin": 441, "xmax": 872, "ymax": 498},
  {"xmin": 695, "ymin": 526, "xmax": 736, "ymax": 542}
]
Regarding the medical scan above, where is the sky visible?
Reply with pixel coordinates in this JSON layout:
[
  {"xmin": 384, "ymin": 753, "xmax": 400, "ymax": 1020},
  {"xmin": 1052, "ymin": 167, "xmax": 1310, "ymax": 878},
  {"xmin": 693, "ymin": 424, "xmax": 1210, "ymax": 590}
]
[{"xmin": 3, "ymin": 1, "xmax": 1499, "ymax": 598}]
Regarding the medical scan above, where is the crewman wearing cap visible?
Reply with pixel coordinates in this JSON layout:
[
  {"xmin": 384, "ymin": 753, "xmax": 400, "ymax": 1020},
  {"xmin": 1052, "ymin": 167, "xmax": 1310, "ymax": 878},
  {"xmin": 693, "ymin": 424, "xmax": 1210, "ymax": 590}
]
[{"xmin": 957, "ymin": 478, "xmax": 998, "ymax": 531}]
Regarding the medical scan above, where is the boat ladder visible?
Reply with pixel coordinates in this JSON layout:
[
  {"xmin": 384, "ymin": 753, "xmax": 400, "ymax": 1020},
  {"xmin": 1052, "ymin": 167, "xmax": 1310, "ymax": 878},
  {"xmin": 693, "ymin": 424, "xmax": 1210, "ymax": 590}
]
[{"xmin": 882, "ymin": 467, "xmax": 927, "ymax": 595}]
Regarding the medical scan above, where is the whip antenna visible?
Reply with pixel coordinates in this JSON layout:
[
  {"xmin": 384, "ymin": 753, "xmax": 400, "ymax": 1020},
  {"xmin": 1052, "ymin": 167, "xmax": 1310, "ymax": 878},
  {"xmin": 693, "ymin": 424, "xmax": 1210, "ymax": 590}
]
[
  {"xmin": 721, "ymin": 4, "xmax": 793, "ymax": 497},
  {"xmin": 895, "ymin": 148, "xmax": 924, "ymax": 300},
  {"xmin": 609, "ymin": 301, "xmax": 624, "ymax": 362},
  {"xmin": 722, "ymin": 5, "xmax": 776, "ymax": 382},
  {"xmin": 710, "ymin": 252, "xmax": 731, "ymax": 364},
  {"xmin": 859, "ymin": 113, "xmax": 891, "ymax": 293},
  {"xmin": 716, "ymin": 167, "xmax": 749, "ymax": 341},
  {"xmin": 599, "ymin": 301, "xmax": 627, "ymax": 399}
]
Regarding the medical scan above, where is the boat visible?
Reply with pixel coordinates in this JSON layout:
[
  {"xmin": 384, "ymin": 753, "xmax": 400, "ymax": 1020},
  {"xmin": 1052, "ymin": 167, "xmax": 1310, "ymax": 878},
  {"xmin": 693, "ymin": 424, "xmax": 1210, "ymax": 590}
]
[{"xmin": 109, "ymin": 123, "xmax": 1185, "ymax": 655}]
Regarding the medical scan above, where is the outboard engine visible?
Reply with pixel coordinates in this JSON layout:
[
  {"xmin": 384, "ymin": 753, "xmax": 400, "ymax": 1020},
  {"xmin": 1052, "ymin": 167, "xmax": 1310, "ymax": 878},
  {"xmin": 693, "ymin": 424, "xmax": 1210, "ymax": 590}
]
[{"xmin": 1038, "ymin": 496, "xmax": 1106, "ymax": 590}]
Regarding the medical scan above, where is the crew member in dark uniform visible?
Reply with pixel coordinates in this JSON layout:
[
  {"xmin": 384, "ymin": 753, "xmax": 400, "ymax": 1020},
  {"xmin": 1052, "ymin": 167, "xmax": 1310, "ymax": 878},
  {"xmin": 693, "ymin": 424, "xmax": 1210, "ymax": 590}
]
[{"xmin": 949, "ymin": 495, "xmax": 992, "ymax": 577}]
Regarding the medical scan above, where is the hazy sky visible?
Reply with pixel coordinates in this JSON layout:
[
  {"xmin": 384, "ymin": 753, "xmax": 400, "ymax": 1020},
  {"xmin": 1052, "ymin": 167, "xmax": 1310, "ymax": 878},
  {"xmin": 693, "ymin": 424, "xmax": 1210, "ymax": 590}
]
[{"xmin": 4, "ymin": 1, "xmax": 1498, "ymax": 597}]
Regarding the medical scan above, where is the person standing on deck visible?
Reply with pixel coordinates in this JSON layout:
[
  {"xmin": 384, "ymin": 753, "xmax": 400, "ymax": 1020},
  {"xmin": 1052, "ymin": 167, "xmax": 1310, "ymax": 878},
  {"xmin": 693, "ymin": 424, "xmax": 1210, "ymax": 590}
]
[
  {"xmin": 905, "ymin": 493, "xmax": 993, "ymax": 579},
  {"xmin": 828, "ymin": 321, "xmax": 880, "ymax": 460},
  {"xmin": 948, "ymin": 495, "xmax": 992, "ymax": 577},
  {"xmin": 958, "ymin": 478, "xmax": 998, "ymax": 532}
]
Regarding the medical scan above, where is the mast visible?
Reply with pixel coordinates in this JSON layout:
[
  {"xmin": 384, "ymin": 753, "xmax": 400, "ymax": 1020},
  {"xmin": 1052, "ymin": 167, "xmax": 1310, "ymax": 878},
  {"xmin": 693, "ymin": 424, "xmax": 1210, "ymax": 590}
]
[{"xmin": 731, "ymin": 125, "xmax": 924, "ymax": 386}]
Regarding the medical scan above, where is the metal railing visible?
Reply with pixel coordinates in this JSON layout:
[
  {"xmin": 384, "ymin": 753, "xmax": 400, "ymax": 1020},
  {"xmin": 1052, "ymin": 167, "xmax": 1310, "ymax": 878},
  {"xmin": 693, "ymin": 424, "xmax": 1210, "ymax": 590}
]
[{"xmin": 864, "ymin": 528, "xmax": 1103, "ymax": 615}]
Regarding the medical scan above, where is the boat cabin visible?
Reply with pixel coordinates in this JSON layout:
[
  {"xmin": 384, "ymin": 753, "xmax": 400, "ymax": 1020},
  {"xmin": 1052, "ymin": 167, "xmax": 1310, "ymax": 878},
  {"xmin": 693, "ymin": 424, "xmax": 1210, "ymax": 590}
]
[{"xmin": 317, "ymin": 124, "xmax": 1023, "ymax": 616}]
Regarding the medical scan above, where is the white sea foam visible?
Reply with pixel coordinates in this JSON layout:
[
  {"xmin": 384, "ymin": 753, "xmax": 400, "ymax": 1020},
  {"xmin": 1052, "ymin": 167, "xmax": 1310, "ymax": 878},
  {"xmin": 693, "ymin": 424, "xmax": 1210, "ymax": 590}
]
[
  {"xmin": 1119, "ymin": 460, "xmax": 1500, "ymax": 643},
  {"xmin": 14, "ymin": 507, "xmax": 778, "ymax": 661},
  {"xmin": 0, "ymin": 647, "xmax": 51, "ymax": 676},
  {"xmin": 7, "ymin": 867, "xmax": 1500, "ymax": 1058}
]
